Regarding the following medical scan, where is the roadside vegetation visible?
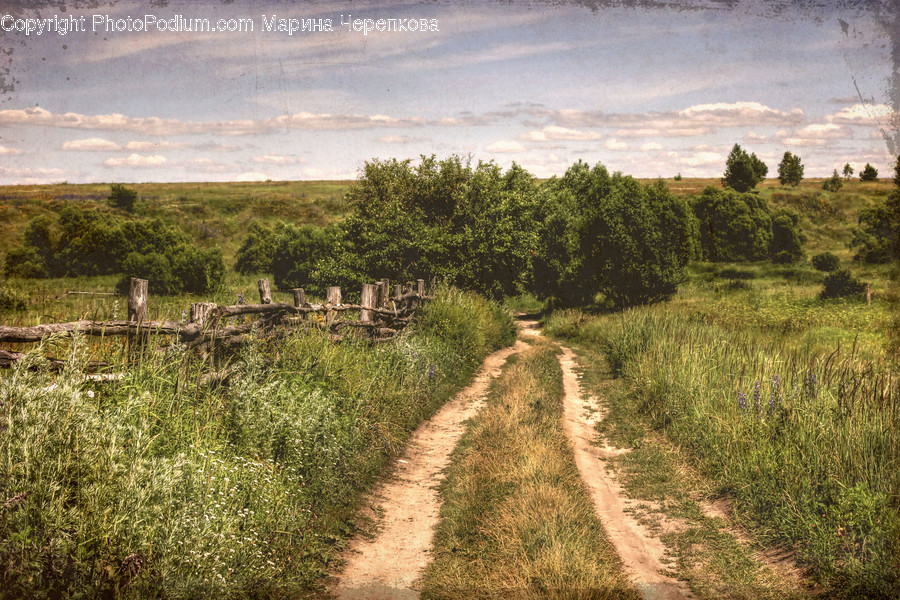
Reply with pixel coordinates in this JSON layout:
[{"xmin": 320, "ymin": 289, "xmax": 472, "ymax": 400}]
[
  {"xmin": 422, "ymin": 338, "xmax": 640, "ymax": 599},
  {"xmin": 0, "ymin": 287, "xmax": 515, "ymax": 598}
]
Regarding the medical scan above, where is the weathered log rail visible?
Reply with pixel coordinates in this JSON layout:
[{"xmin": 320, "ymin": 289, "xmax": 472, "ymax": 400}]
[{"xmin": 0, "ymin": 277, "xmax": 433, "ymax": 368}]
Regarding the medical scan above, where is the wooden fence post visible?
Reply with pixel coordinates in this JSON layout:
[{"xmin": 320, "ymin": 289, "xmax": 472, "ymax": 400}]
[
  {"xmin": 258, "ymin": 279, "xmax": 272, "ymax": 304},
  {"xmin": 866, "ymin": 283, "xmax": 871, "ymax": 305},
  {"xmin": 190, "ymin": 302, "xmax": 217, "ymax": 326},
  {"xmin": 379, "ymin": 278, "xmax": 390, "ymax": 307},
  {"xmin": 393, "ymin": 284, "xmax": 402, "ymax": 300},
  {"xmin": 360, "ymin": 283, "xmax": 377, "ymax": 323},
  {"xmin": 292, "ymin": 288, "xmax": 305, "ymax": 308},
  {"xmin": 128, "ymin": 278, "xmax": 148, "ymax": 323},
  {"xmin": 326, "ymin": 286, "xmax": 342, "ymax": 306},
  {"xmin": 417, "ymin": 279, "xmax": 425, "ymax": 295}
]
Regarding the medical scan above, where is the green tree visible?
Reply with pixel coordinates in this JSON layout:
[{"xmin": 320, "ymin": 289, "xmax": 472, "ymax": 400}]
[
  {"xmin": 769, "ymin": 209, "xmax": 805, "ymax": 263},
  {"xmin": 691, "ymin": 187, "xmax": 773, "ymax": 262},
  {"xmin": 842, "ymin": 163, "xmax": 854, "ymax": 179},
  {"xmin": 108, "ymin": 184, "xmax": 138, "ymax": 212},
  {"xmin": 823, "ymin": 169, "xmax": 843, "ymax": 192},
  {"xmin": 860, "ymin": 163, "xmax": 878, "ymax": 181},
  {"xmin": 777, "ymin": 151, "xmax": 804, "ymax": 186},
  {"xmin": 722, "ymin": 144, "xmax": 766, "ymax": 192},
  {"xmin": 850, "ymin": 155, "xmax": 900, "ymax": 263},
  {"xmin": 531, "ymin": 162, "xmax": 694, "ymax": 308},
  {"xmin": 235, "ymin": 222, "xmax": 276, "ymax": 275},
  {"xmin": 330, "ymin": 155, "xmax": 540, "ymax": 299}
]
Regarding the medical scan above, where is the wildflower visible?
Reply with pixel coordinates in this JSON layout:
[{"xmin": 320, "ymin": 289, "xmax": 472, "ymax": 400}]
[
  {"xmin": 737, "ymin": 391, "xmax": 749, "ymax": 412},
  {"xmin": 428, "ymin": 364, "xmax": 435, "ymax": 379}
]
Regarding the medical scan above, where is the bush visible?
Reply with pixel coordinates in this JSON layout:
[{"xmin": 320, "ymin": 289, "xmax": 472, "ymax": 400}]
[
  {"xmin": 691, "ymin": 187, "xmax": 773, "ymax": 262},
  {"xmin": 812, "ymin": 252, "xmax": 840, "ymax": 272},
  {"xmin": 0, "ymin": 283, "xmax": 27, "ymax": 312},
  {"xmin": 860, "ymin": 163, "xmax": 878, "ymax": 181},
  {"xmin": 822, "ymin": 169, "xmax": 843, "ymax": 192},
  {"xmin": 234, "ymin": 222, "xmax": 276, "ymax": 275},
  {"xmin": 820, "ymin": 269, "xmax": 865, "ymax": 299},
  {"xmin": 117, "ymin": 244, "xmax": 225, "ymax": 296},
  {"xmin": 769, "ymin": 209, "xmax": 804, "ymax": 263},
  {"xmin": 108, "ymin": 183, "xmax": 137, "ymax": 212},
  {"xmin": 532, "ymin": 164, "xmax": 695, "ymax": 307}
]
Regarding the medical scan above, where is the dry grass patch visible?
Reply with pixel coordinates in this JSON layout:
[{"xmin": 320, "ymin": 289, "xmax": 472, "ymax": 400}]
[{"xmin": 421, "ymin": 339, "xmax": 640, "ymax": 600}]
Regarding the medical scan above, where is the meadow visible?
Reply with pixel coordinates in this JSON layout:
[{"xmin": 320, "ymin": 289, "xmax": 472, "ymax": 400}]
[{"xmin": 0, "ymin": 174, "xmax": 896, "ymax": 598}]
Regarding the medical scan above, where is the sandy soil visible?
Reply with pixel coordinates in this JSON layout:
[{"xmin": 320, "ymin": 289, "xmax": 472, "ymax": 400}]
[
  {"xmin": 327, "ymin": 340, "xmax": 528, "ymax": 600},
  {"xmin": 557, "ymin": 344, "xmax": 695, "ymax": 600}
]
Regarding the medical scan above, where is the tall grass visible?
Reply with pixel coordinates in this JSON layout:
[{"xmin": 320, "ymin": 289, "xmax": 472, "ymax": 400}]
[
  {"xmin": 545, "ymin": 309, "xmax": 900, "ymax": 599},
  {"xmin": 0, "ymin": 287, "xmax": 515, "ymax": 598}
]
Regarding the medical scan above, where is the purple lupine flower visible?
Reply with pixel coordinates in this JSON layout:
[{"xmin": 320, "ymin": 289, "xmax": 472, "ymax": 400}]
[
  {"xmin": 737, "ymin": 391, "xmax": 749, "ymax": 413},
  {"xmin": 752, "ymin": 379, "xmax": 762, "ymax": 414},
  {"xmin": 428, "ymin": 364, "xmax": 435, "ymax": 379}
]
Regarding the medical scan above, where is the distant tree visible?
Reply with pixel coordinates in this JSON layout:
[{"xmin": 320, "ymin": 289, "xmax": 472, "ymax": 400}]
[
  {"xmin": 691, "ymin": 187, "xmax": 773, "ymax": 262},
  {"xmin": 842, "ymin": 163, "xmax": 854, "ymax": 179},
  {"xmin": 777, "ymin": 152, "xmax": 804, "ymax": 187},
  {"xmin": 531, "ymin": 162, "xmax": 695, "ymax": 307},
  {"xmin": 850, "ymin": 155, "xmax": 900, "ymax": 263},
  {"xmin": 860, "ymin": 163, "xmax": 878, "ymax": 181},
  {"xmin": 769, "ymin": 209, "xmax": 805, "ymax": 263},
  {"xmin": 108, "ymin": 184, "xmax": 138, "ymax": 212},
  {"xmin": 822, "ymin": 169, "xmax": 843, "ymax": 192},
  {"xmin": 750, "ymin": 153, "xmax": 768, "ymax": 182},
  {"xmin": 235, "ymin": 222, "xmax": 276, "ymax": 274},
  {"xmin": 722, "ymin": 144, "xmax": 766, "ymax": 192}
]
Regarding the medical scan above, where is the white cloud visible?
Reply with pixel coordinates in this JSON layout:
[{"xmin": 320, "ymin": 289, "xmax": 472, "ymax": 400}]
[
  {"xmin": 62, "ymin": 138, "xmax": 121, "ymax": 151},
  {"xmin": 125, "ymin": 140, "xmax": 189, "ymax": 151},
  {"xmin": 378, "ymin": 135, "xmax": 411, "ymax": 143},
  {"xmin": 826, "ymin": 103, "xmax": 893, "ymax": 125},
  {"xmin": 604, "ymin": 139, "xmax": 628, "ymax": 151},
  {"xmin": 253, "ymin": 154, "xmax": 297, "ymax": 165},
  {"xmin": 486, "ymin": 140, "xmax": 528, "ymax": 153},
  {"xmin": 781, "ymin": 138, "xmax": 828, "ymax": 147},
  {"xmin": 234, "ymin": 172, "xmax": 269, "ymax": 182},
  {"xmin": 641, "ymin": 142, "xmax": 663, "ymax": 151},
  {"xmin": 0, "ymin": 144, "xmax": 21, "ymax": 155},
  {"xmin": 667, "ymin": 151, "xmax": 724, "ymax": 167},
  {"xmin": 520, "ymin": 126, "xmax": 603, "ymax": 142},
  {"xmin": 0, "ymin": 106, "xmax": 429, "ymax": 136},
  {"xmin": 103, "ymin": 153, "xmax": 167, "ymax": 167}
]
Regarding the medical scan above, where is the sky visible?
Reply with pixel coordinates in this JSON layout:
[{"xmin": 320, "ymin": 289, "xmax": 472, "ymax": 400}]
[{"xmin": 0, "ymin": 0, "xmax": 897, "ymax": 184}]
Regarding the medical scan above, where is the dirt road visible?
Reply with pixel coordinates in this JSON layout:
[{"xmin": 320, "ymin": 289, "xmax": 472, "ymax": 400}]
[{"xmin": 328, "ymin": 340, "xmax": 528, "ymax": 600}]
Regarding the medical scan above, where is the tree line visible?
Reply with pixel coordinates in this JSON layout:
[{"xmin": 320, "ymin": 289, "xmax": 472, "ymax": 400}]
[{"xmin": 4, "ymin": 152, "xmax": 898, "ymax": 308}]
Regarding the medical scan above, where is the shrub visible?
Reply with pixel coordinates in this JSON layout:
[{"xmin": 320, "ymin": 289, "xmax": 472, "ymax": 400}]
[
  {"xmin": 234, "ymin": 222, "xmax": 275, "ymax": 275},
  {"xmin": 117, "ymin": 244, "xmax": 226, "ymax": 296},
  {"xmin": 860, "ymin": 163, "xmax": 878, "ymax": 181},
  {"xmin": 108, "ymin": 183, "xmax": 137, "ymax": 212},
  {"xmin": 769, "ymin": 209, "xmax": 804, "ymax": 263},
  {"xmin": 118, "ymin": 251, "xmax": 179, "ymax": 295},
  {"xmin": 691, "ymin": 186, "xmax": 773, "ymax": 262},
  {"xmin": 532, "ymin": 164, "xmax": 695, "ymax": 307},
  {"xmin": 820, "ymin": 269, "xmax": 865, "ymax": 299},
  {"xmin": 812, "ymin": 252, "xmax": 840, "ymax": 272},
  {"xmin": 822, "ymin": 169, "xmax": 843, "ymax": 192},
  {"xmin": 0, "ymin": 283, "xmax": 27, "ymax": 312}
]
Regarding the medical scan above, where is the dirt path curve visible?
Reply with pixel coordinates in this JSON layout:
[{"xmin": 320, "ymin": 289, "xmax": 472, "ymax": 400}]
[
  {"xmin": 557, "ymin": 344, "xmax": 694, "ymax": 600},
  {"xmin": 328, "ymin": 339, "xmax": 528, "ymax": 600}
]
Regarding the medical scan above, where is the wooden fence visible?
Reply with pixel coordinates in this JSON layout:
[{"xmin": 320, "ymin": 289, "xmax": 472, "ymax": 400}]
[{"xmin": 0, "ymin": 277, "xmax": 432, "ymax": 369}]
